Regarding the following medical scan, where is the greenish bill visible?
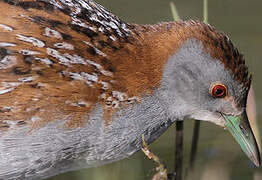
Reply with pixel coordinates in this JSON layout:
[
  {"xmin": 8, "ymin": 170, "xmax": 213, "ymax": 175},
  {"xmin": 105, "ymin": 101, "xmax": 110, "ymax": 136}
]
[{"xmin": 223, "ymin": 112, "xmax": 261, "ymax": 167}]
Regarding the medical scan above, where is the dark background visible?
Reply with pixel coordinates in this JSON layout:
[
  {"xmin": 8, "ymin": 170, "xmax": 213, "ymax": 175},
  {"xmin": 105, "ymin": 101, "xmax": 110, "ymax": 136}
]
[{"xmin": 49, "ymin": 0, "xmax": 262, "ymax": 179}]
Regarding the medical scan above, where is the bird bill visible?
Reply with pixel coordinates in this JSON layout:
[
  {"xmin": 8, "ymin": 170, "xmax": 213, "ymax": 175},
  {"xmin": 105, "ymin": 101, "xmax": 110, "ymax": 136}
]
[{"xmin": 222, "ymin": 112, "xmax": 261, "ymax": 167}]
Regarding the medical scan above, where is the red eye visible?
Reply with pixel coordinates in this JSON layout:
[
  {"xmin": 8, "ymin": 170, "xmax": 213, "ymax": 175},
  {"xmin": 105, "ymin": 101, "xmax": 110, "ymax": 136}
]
[{"xmin": 211, "ymin": 84, "xmax": 227, "ymax": 98}]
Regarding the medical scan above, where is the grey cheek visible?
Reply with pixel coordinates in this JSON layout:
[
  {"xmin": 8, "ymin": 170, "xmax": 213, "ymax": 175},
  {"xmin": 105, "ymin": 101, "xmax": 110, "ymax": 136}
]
[{"xmin": 220, "ymin": 100, "xmax": 242, "ymax": 115}]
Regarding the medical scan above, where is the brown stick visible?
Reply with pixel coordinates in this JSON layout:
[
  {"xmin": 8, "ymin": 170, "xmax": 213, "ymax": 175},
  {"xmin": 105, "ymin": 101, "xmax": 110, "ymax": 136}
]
[
  {"xmin": 189, "ymin": 120, "xmax": 200, "ymax": 170},
  {"xmin": 175, "ymin": 121, "xmax": 184, "ymax": 180}
]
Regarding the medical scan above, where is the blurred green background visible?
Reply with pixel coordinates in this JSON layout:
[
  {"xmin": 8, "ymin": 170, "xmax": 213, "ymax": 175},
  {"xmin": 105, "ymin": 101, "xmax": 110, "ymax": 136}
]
[{"xmin": 49, "ymin": 0, "xmax": 262, "ymax": 179}]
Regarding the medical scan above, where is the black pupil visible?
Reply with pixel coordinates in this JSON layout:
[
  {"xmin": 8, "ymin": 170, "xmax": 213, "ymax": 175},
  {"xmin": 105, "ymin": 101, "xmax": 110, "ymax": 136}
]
[{"xmin": 216, "ymin": 88, "xmax": 224, "ymax": 96}]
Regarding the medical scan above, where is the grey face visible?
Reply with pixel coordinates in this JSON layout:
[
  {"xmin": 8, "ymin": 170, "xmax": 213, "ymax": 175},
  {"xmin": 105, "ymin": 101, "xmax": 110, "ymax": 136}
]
[
  {"xmin": 159, "ymin": 38, "xmax": 246, "ymax": 127},
  {"xmin": 159, "ymin": 38, "xmax": 261, "ymax": 167}
]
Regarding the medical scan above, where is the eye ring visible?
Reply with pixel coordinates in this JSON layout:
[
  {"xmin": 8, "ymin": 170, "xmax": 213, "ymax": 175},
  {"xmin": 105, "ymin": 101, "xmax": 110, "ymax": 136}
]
[{"xmin": 210, "ymin": 83, "xmax": 227, "ymax": 98}]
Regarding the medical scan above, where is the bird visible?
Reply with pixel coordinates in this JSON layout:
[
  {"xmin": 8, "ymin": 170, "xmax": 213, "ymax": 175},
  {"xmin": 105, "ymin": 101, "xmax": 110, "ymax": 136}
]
[{"xmin": 0, "ymin": 0, "xmax": 260, "ymax": 179}]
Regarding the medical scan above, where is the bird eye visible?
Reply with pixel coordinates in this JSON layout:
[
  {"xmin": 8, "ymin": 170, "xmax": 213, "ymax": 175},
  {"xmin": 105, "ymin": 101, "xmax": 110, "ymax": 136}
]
[{"xmin": 210, "ymin": 84, "xmax": 227, "ymax": 98}]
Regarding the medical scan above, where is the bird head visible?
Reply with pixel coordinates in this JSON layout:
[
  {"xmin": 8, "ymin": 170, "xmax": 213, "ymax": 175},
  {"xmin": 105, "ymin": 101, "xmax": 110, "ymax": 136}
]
[{"xmin": 154, "ymin": 21, "xmax": 260, "ymax": 166}]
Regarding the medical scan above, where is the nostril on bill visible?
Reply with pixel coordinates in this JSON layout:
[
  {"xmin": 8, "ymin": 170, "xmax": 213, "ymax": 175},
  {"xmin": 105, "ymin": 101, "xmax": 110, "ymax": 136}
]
[{"xmin": 239, "ymin": 124, "xmax": 249, "ymax": 138}]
